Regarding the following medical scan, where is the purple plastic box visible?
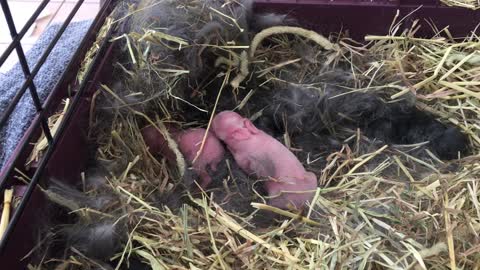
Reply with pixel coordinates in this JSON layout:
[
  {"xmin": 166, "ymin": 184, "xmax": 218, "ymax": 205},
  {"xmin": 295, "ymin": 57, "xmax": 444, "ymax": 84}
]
[
  {"xmin": 255, "ymin": 0, "xmax": 480, "ymax": 40},
  {"xmin": 1, "ymin": 0, "xmax": 479, "ymax": 268}
]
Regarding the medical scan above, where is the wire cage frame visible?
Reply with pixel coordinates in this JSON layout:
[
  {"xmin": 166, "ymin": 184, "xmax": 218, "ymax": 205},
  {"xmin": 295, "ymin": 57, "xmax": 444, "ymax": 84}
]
[{"xmin": 0, "ymin": 0, "xmax": 113, "ymax": 261}]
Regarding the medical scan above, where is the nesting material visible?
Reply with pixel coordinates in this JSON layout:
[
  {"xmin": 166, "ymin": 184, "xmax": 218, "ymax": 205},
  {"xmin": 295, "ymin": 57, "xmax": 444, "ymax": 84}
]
[
  {"xmin": 440, "ymin": 0, "xmax": 480, "ymax": 9},
  {"xmin": 27, "ymin": 99, "xmax": 71, "ymax": 166},
  {"xmin": 0, "ymin": 189, "xmax": 13, "ymax": 238},
  {"xmin": 30, "ymin": 1, "xmax": 480, "ymax": 269}
]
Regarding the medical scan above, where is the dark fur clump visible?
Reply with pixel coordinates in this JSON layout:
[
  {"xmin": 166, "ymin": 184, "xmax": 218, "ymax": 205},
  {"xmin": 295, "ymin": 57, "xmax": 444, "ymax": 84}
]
[
  {"xmin": 206, "ymin": 153, "xmax": 264, "ymax": 214},
  {"xmin": 62, "ymin": 221, "xmax": 125, "ymax": 260},
  {"xmin": 290, "ymin": 133, "xmax": 343, "ymax": 175},
  {"xmin": 179, "ymin": 152, "xmax": 264, "ymax": 215},
  {"xmin": 260, "ymin": 85, "xmax": 324, "ymax": 135},
  {"xmin": 150, "ymin": 152, "xmax": 276, "ymax": 229},
  {"xmin": 34, "ymin": 178, "xmax": 135, "ymax": 269},
  {"xmin": 254, "ymin": 82, "xmax": 469, "ymax": 161}
]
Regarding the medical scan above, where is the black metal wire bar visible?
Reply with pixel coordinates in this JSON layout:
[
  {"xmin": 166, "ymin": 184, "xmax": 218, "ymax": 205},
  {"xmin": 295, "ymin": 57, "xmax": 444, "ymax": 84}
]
[
  {"xmin": 0, "ymin": 0, "xmax": 53, "ymax": 143},
  {"xmin": 0, "ymin": 29, "xmax": 111, "ymax": 255},
  {"xmin": 0, "ymin": 0, "xmax": 85, "ymax": 131},
  {"xmin": 0, "ymin": 0, "xmax": 111, "ymax": 190},
  {"xmin": 0, "ymin": 0, "xmax": 50, "ymax": 67},
  {"xmin": 0, "ymin": 114, "xmax": 44, "ymax": 181},
  {"xmin": 0, "ymin": 1, "xmax": 114, "ymax": 252}
]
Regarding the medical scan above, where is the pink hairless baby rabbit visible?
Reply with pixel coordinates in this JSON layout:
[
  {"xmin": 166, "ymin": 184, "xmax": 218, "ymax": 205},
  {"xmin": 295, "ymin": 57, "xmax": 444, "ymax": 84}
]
[
  {"xmin": 176, "ymin": 128, "xmax": 225, "ymax": 188},
  {"xmin": 141, "ymin": 125, "xmax": 225, "ymax": 188},
  {"xmin": 211, "ymin": 111, "xmax": 317, "ymax": 209},
  {"xmin": 141, "ymin": 125, "xmax": 177, "ymax": 162}
]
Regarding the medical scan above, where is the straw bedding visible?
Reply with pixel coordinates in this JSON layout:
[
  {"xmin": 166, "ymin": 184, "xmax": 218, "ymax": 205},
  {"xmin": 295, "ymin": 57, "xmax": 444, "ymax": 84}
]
[
  {"xmin": 440, "ymin": 0, "xmax": 480, "ymax": 9},
  {"xmin": 27, "ymin": 1, "xmax": 480, "ymax": 269}
]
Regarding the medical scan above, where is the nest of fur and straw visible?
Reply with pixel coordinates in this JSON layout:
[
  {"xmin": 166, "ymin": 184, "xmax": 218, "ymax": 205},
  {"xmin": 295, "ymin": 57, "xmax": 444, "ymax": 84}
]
[
  {"xmin": 32, "ymin": 1, "xmax": 480, "ymax": 269},
  {"xmin": 440, "ymin": 0, "xmax": 480, "ymax": 9}
]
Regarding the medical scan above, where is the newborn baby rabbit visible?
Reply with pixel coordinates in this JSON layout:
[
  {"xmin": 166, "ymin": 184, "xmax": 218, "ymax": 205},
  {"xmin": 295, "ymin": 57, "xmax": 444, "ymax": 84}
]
[
  {"xmin": 176, "ymin": 128, "xmax": 226, "ymax": 188},
  {"xmin": 141, "ymin": 125, "xmax": 225, "ymax": 188},
  {"xmin": 212, "ymin": 111, "xmax": 317, "ymax": 210}
]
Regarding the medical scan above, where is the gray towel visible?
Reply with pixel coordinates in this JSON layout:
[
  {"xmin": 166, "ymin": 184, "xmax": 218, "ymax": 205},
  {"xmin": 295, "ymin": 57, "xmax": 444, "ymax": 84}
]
[{"xmin": 0, "ymin": 20, "xmax": 93, "ymax": 170}]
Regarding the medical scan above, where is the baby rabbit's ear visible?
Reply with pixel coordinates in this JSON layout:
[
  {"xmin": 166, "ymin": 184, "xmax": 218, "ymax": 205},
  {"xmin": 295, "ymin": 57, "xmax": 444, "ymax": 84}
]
[
  {"xmin": 243, "ymin": 119, "xmax": 260, "ymax": 134},
  {"xmin": 230, "ymin": 128, "xmax": 252, "ymax": 141}
]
